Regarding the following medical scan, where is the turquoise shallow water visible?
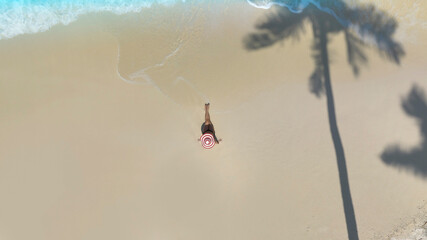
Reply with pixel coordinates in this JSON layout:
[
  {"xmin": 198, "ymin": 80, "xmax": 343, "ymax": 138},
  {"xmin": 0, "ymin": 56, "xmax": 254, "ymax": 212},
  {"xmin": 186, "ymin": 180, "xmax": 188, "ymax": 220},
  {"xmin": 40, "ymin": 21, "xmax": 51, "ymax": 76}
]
[
  {"xmin": 0, "ymin": 0, "xmax": 356, "ymax": 40},
  {"xmin": 0, "ymin": 0, "xmax": 185, "ymax": 40}
]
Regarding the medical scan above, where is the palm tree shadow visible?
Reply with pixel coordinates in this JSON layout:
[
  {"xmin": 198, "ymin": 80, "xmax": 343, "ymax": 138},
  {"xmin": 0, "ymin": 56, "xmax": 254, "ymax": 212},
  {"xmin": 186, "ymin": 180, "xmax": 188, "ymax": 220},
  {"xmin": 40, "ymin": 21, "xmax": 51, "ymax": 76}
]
[
  {"xmin": 381, "ymin": 85, "xmax": 427, "ymax": 178},
  {"xmin": 243, "ymin": 2, "xmax": 404, "ymax": 240}
]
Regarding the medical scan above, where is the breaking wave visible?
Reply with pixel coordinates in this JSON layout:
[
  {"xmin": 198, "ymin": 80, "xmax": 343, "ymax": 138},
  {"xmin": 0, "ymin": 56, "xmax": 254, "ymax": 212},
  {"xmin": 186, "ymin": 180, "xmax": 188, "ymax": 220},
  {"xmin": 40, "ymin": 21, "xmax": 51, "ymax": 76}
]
[{"xmin": 0, "ymin": 0, "xmax": 185, "ymax": 40}]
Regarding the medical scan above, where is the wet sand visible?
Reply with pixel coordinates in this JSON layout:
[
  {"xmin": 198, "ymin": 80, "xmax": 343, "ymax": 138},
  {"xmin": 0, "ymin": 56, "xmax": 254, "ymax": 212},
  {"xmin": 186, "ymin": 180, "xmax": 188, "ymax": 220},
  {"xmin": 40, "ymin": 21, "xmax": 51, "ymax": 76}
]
[{"xmin": 0, "ymin": 1, "xmax": 427, "ymax": 240}]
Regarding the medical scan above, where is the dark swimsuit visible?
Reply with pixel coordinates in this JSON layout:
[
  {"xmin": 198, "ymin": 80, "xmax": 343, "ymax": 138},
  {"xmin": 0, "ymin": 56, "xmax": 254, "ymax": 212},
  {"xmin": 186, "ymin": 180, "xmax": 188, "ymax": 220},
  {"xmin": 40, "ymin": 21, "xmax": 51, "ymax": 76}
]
[{"xmin": 201, "ymin": 122, "xmax": 219, "ymax": 143}]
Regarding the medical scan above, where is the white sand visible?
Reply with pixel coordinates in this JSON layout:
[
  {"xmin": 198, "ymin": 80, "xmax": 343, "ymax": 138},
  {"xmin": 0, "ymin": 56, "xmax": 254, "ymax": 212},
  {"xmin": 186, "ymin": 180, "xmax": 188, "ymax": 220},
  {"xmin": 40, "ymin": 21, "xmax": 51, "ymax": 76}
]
[{"xmin": 0, "ymin": 1, "xmax": 427, "ymax": 240}]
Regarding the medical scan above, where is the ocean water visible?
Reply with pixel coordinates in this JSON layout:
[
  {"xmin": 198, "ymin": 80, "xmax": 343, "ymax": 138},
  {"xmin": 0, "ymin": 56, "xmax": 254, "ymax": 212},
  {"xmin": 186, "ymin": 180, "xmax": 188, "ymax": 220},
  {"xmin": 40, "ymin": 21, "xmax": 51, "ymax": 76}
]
[
  {"xmin": 0, "ymin": 0, "xmax": 369, "ymax": 41},
  {"xmin": 0, "ymin": 0, "xmax": 186, "ymax": 40},
  {"xmin": 1, "ymin": 0, "xmax": 425, "ymax": 42}
]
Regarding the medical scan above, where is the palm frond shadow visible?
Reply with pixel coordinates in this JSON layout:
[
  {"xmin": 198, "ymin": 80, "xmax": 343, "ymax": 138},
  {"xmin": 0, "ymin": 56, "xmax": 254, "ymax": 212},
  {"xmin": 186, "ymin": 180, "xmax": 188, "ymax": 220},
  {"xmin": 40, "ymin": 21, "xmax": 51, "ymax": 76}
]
[
  {"xmin": 381, "ymin": 85, "xmax": 427, "ymax": 178},
  {"xmin": 244, "ymin": 4, "xmax": 404, "ymax": 96},
  {"xmin": 243, "ymin": 2, "xmax": 404, "ymax": 240}
]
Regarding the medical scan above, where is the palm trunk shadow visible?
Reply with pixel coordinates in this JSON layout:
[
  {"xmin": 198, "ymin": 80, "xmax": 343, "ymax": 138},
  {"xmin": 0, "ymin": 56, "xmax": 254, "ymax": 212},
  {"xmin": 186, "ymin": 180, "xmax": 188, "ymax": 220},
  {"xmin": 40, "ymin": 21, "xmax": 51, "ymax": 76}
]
[
  {"xmin": 243, "ymin": 3, "xmax": 404, "ymax": 239},
  {"xmin": 318, "ymin": 20, "xmax": 359, "ymax": 240}
]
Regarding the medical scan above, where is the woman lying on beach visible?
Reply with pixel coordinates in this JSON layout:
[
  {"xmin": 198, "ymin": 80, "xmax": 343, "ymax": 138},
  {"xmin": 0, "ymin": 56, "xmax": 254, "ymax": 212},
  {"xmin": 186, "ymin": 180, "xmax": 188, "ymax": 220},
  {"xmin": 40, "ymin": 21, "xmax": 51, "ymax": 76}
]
[{"xmin": 199, "ymin": 103, "xmax": 221, "ymax": 149}]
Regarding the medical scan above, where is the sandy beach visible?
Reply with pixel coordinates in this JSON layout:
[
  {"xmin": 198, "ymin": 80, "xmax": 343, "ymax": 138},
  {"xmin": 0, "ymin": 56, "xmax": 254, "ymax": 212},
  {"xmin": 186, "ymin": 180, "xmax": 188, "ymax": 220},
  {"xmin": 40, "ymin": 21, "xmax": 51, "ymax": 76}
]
[{"xmin": 0, "ymin": 1, "xmax": 427, "ymax": 239}]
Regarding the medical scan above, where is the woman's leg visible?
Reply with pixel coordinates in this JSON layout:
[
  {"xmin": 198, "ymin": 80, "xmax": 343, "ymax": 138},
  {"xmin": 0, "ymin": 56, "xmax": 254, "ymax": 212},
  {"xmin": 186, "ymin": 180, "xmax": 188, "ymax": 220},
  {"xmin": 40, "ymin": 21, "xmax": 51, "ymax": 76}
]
[{"xmin": 204, "ymin": 103, "xmax": 211, "ymax": 124}]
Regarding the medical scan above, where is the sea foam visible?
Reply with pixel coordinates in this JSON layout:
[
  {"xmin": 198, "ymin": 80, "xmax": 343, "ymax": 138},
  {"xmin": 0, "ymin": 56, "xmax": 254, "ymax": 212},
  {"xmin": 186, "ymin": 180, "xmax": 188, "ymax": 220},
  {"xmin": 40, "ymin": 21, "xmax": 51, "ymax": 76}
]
[
  {"xmin": 246, "ymin": 0, "xmax": 427, "ymax": 43},
  {"xmin": 0, "ymin": 0, "xmax": 184, "ymax": 40},
  {"xmin": 246, "ymin": 0, "xmax": 350, "ymax": 26}
]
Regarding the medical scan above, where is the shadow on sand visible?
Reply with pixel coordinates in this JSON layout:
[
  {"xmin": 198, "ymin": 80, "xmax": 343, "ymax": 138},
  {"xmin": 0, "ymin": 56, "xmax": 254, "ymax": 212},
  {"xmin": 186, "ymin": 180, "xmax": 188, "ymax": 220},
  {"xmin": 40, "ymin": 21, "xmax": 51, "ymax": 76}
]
[
  {"xmin": 243, "ymin": 1, "xmax": 404, "ymax": 240},
  {"xmin": 381, "ymin": 85, "xmax": 427, "ymax": 178}
]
